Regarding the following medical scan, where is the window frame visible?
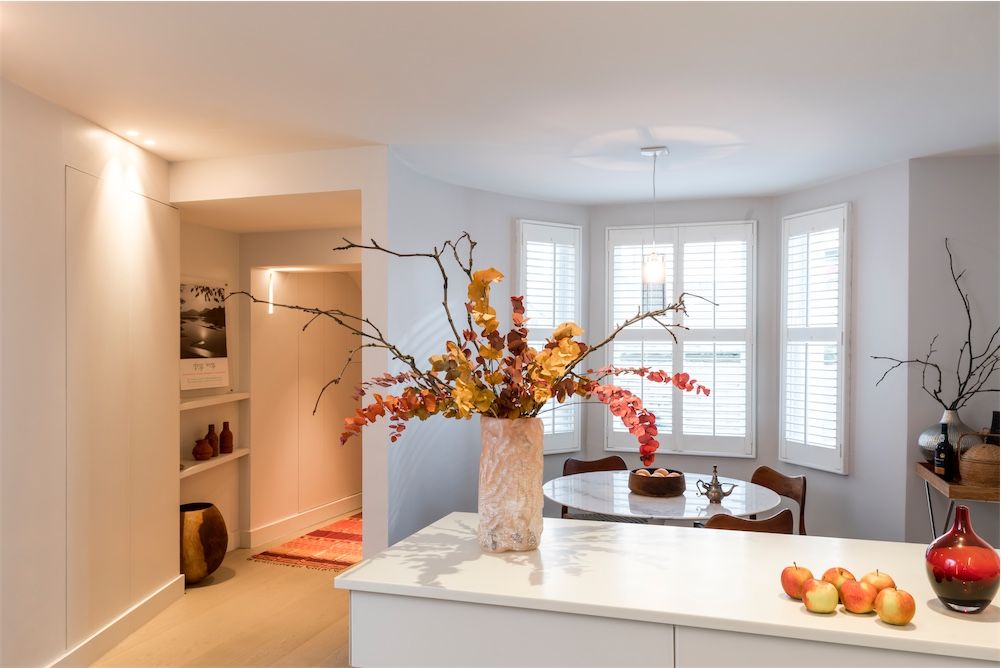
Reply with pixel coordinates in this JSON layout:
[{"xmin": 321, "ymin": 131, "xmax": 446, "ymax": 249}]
[
  {"xmin": 515, "ymin": 218, "xmax": 583, "ymax": 455},
  {"xmin": 603, "ymin": 220, "xmax": 757, "ymax": 458},
  {"xmin": 778, "ymin": 203, "xmax": 851, "ymax": 475}
]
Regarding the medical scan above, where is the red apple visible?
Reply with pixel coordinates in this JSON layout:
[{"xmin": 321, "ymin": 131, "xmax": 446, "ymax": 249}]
[
  {"xmin": 781, "ymin": 562, "xmax": 814, "ymax": 600},
  {"xmin": 822, "ymin": 567, "xmax": 856, "ymax": 602},
  {"xmin": 840, "ymin": 579, "xmax": 878, "ymax": 614},
  {"xmin": 802, "ymin": 578, "xmax": 839, "ymax": 614},
  {"xmin": 874, "ymin": 588, "xmax": 916, "ymax": 626},
  {"xmin": 861, "ymin": 569, "xmax": 896, "ymax": 593}
]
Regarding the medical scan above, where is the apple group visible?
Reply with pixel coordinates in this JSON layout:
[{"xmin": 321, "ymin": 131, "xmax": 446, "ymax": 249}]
[
  {"xmin": 634, "ymin": 468, "xmax": 682, "ymax": 478},
  {"xmin": 781, "ymin": 563, "xmax": 915, "ymax": 625}
]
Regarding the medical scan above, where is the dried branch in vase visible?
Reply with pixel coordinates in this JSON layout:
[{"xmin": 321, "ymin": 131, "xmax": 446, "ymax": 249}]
[
  {"xmin": 233, "ymin": 233, "xmax": 711, "ymax": 466},
  {"xmin": 872, "ymin": 238, "xmax": 999, "ymax": 410}
]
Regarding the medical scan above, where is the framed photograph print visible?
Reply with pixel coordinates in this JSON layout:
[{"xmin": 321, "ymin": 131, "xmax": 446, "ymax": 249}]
[{"xmin": 179, "ymin": 280, "xmax": 230, "ymax": 390}]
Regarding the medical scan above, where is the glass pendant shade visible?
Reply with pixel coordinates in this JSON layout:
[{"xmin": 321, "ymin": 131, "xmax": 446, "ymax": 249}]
[
  {"xmin": 642, "ymin": 251, "xmax": 666, "ymax": 311},
  {"xmin": 642, "ymin": 251, "xmax": 665, "ymax": 284}
]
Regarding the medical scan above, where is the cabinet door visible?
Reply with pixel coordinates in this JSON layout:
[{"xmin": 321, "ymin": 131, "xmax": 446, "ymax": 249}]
[
  {"xmin": 351, "ymin": 592, "xmax": 674, "ymax": 667},
  {"xmin": 675, "ymin": 626, "xmax": 990, "ymax": 668},
  {"xmin": 66, "ymin": 167, "xmax": 179, "ymax": 645},
  {"xmin": 297, "ymin": 272, "xmax": 361, "ymax": 513}
]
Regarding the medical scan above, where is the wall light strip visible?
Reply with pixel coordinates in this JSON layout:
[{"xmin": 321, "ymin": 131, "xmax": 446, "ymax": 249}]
[{"xmin": 268, "ymin": 271, "xmax": 275, "ymax": 314}]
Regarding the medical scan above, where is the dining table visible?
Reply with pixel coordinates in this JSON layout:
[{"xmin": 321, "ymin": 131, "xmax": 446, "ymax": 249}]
[{"xmin": 543, "ymin": 469, "xmax": 782, "ymax": 523}]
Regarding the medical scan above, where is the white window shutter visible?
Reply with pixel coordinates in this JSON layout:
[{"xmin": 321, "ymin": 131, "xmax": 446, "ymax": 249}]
[
  {"xmin": 517, "ymin": 219, "xmax": 582, "ymax": 454},
  {"xmin": 779, "ymin": 204, "xmax": 850, "ymax": 474},
  {"xmin": 605, "ymin": 222, "xmax": 755, "ymax": 458}
]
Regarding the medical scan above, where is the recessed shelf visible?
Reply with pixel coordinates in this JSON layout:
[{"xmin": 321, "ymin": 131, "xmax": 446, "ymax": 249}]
[
  {"xmin": 179, "ymin": 392, "xmax": 250, "ymax": 412},
  {"xmin": 180, "ymin": 448, "xmax": 250, "ymax": 480}
]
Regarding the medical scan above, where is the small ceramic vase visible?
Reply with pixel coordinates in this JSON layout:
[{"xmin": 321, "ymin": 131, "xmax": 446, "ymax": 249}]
[
  {"xmin": 191, "ymin": 438, "xmax": 213, "ymax": 461},
  {"xmin": 219, "ymin": 421, "xmax": 234, "ymax": 454},
  {"xmin": 925, "ymin": 505, "xmax": 1000, "ymax": 613},
  {"xmin": 205, "ymin": 424, "xmax": 219, "ymax": 457}
]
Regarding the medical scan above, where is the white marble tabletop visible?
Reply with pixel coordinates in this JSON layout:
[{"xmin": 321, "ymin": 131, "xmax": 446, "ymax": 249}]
[{"xmin": 543, "ymin": 469, "xmax": 782, "ymax": 520}]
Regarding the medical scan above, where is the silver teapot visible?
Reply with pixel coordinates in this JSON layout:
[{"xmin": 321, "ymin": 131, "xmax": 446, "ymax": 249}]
[{"xmin": 695, "ymin": 465, "xmax": 737, "ymax": 504}]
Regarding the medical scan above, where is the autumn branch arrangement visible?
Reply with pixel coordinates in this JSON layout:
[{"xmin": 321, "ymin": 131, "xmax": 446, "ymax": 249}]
[
  {"xmin": 236, "ymin": 233, "xmax": 710, "ymax": 465},
  {"xmin": 872, "ymin": 239, "xmax": 999, "ymax": 410}
]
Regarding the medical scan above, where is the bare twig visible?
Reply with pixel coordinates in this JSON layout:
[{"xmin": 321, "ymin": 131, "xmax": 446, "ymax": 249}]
[
  {"xmin": 332, "ymin": 236, "xmax": 465, "ymax": 345},
  {"xmin": 311, "ymin": 343, "xmax": 383, "ymax": 415},
  {"xmin": 872, "ymin": 239, "xmax": 998, "ymax": 410},
  {"xmin": 229, "ymin": 290, "xmax": 446, "ymax": 394}
]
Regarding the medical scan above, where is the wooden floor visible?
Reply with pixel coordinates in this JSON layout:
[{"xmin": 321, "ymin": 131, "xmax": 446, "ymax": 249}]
[{"xmin": 94, "ymin": 519, "xmax": 354, "ymax": 667}]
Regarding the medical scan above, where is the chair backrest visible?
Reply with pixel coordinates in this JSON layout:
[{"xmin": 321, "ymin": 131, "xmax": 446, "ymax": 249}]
[
  {"xmin": 561, "ymin": 456, "xmax": 628, "ymax": 518},
  {"xmin": 751, "ymin": 465, "xmax": 807, "ymax": 535},
  {"xmin": 563, "ymin": 456, "xmax": 628, "ymax": 477},
  {"xmin": 704, "ymin": 509, "xmax": 794, "ymax": 534}
]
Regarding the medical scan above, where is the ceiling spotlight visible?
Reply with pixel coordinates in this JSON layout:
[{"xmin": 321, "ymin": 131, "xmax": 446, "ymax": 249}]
[
  {"xmin": 143, "ymin": 138, "xmax": 156, "ymax": 146},
  {"xmin": 125, "ymin": 129, "xmax": 140, "ymax": 138}
]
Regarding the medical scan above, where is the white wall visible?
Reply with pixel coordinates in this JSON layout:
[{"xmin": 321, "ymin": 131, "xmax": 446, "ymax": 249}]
[
  {"xmin": 386, "ymin": 154, "xmax": 590, "ymax": 543},
  {"xmin": 1, "ymin": 80, "xmax": 181, "ymax": 667},
  {"xmin": 777, "ymin": 162, "xmax": 912, "ymax": 541},
  {"xmin": 905, "ymin": 155, "xmax": 999, "ymax": 546},
  {"xmin": 171, "ymin": 148, "xmax": 392, "ymax": 555},
  {"xmin": 179, "ymin": 222, "xmax": 245, "ymax": 548}
]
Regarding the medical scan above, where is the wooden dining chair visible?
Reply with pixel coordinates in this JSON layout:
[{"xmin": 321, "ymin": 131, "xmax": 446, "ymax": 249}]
[
  {"xmin": 704, "ymin": 509, "xmax": 794, "ymax": 534},
  {"xmin": 750, "ymin": 466, "xmax": 808, "ymax": 535},
  {"xmin": 560, "ymin": 456, "xmax": 630, "ymax": 521}
]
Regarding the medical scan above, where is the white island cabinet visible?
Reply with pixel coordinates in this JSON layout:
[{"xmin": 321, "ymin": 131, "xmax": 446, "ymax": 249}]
[{"xmin": 335, "ymin": 512, "xmax": 999, "ymax": 668}]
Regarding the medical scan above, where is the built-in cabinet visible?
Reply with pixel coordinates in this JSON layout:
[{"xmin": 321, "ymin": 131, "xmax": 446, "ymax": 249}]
[
  {"xmin": 178, "ymin": 222, "xmax": 248, "ymax": 549},
  {"xmin": 64, "ymin": 167, "xmax": 181, "ymax": 650}
]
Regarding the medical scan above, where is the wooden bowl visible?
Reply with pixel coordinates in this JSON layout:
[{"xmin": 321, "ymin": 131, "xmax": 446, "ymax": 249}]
[{"xmin": 628, "ymin": 468, "xmax": 686, "ymax": 497}]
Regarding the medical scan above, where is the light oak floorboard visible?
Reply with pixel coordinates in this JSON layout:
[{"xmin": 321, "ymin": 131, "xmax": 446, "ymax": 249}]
[{"xmin": 94, "ymin": 518, "xmax": 355, "ymax": 668}]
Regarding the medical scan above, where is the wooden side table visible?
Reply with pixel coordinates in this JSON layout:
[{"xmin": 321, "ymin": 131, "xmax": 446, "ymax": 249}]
[{"xmin": 914, "ymin": 462, "xmax": 999, "ymax": 539}]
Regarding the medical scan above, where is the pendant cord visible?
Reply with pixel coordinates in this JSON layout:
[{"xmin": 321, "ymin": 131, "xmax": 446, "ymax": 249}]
[
  {"xmin": 652, "ymin": 152, "xmax": 657, "ymax": 228},
  {"xmin": 652, "ymin": 152, "xmax": 657, "ymax": 246}
]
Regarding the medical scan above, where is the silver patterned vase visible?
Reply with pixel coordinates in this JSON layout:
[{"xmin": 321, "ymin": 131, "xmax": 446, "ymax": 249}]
[{"xmin": 917, "ymin": 410, "xmax": 978, "ymax": 463}]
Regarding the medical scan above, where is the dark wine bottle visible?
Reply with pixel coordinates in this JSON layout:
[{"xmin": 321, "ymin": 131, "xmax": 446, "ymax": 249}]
[{"xmin": 934, "ymin": 422, "xmax": 953, "ymax": 479}]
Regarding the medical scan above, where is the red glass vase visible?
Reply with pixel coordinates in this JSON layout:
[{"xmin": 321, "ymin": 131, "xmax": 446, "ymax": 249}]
[{"xmin": 925, "ymin": 505, "xmax": 1000, "ymax": 613}]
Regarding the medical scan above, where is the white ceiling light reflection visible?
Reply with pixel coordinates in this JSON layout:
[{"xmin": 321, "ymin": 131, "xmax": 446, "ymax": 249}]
[{"xmin": 571, "ymin": 126, "xmax": 744, "ymax": 172}]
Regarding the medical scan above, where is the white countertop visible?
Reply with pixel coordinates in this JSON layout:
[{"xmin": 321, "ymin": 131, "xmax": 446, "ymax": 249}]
[
  {"xmin": 543, "ymin": 470, "xmax": 782, "ymax": 520},
  {"xmin": 335, "ymin": 512, "xmax": 1000, "ymax": 662}
]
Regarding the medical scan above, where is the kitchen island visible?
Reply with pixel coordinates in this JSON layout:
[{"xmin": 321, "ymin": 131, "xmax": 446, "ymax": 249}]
[{"xmin": 335, "ymin": 512, "xmax": 999, "ymax": 667}]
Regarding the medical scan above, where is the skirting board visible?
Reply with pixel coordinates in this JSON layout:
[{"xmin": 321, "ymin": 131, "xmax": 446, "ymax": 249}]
[
  {"xmin": 242, "ymin": 492, "xmax": 362, "ymax": 548},
  {"xmin": 48, "ymin": 574, "xmax": 184, "ymax": 668}
]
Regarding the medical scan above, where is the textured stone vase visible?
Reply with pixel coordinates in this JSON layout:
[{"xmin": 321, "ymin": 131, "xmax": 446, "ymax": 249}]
[{"xmin": 478, "ymin": 417, "xmax": 544, "ymax": 553}]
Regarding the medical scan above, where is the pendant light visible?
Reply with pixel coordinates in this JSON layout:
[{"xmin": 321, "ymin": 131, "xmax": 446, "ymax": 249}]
[{"xmin": 641, "ymin": 146, "xmax": 668, "ymax": 310}]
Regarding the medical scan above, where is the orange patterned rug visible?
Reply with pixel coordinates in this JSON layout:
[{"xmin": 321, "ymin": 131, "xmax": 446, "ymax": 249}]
[{"xmin": 249, "ymin": 513, "xmax": 363, "ymax": 571}]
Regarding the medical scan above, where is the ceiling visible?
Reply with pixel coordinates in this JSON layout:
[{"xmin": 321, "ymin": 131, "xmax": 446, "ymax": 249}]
[
  {"xmin": 2, "ymin": 3, "xmax": 997, "ymax": 204},
  {"xmin": 176, "ymin": 190, "xmax": 361, "ymax": 232}
]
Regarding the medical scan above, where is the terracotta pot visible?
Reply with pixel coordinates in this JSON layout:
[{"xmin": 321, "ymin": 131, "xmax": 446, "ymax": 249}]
[
  {"xmin": 478, "ymin": 417, "xmax": 543, "ymax": 553},
  {"xmin": 180, "ymin": 502, "xmax": 228, "ymax": 585},
  {"xmin": 191, "ymin": 438, "xmax": 213, "ymax": 461}
]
